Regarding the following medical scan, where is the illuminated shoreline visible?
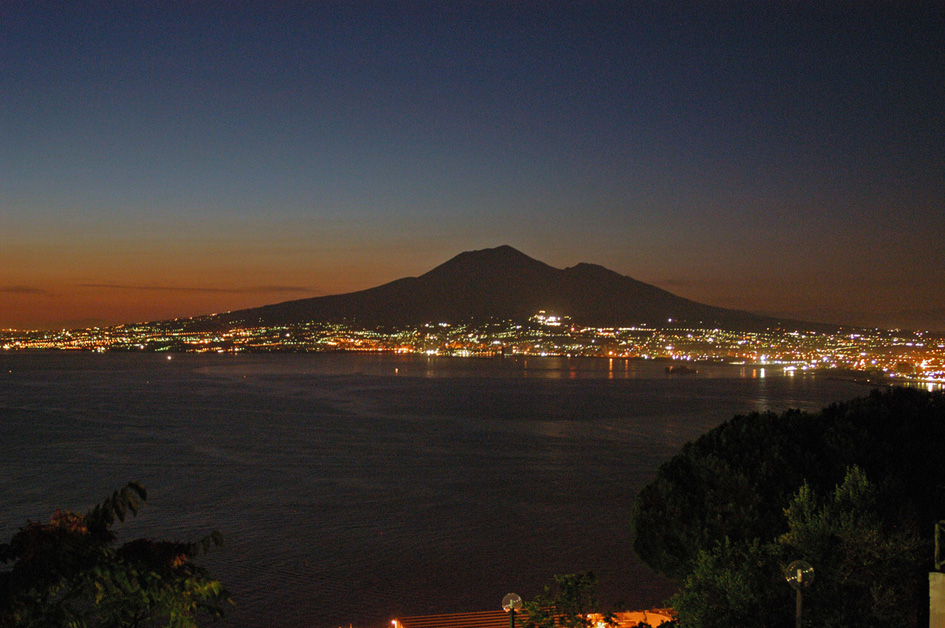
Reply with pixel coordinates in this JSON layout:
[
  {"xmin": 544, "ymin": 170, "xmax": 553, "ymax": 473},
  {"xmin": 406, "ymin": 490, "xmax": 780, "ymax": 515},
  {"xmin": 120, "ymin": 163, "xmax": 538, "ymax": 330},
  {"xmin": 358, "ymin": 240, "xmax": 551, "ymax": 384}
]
[{"xmin": 3, "ymin": 316, "xmax": 943, "ymax": 387}]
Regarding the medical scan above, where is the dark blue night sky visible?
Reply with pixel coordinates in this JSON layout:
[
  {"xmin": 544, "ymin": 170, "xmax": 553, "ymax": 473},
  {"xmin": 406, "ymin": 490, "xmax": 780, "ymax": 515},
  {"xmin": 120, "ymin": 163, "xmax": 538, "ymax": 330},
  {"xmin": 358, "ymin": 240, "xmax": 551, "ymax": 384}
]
[{"xmin": 2, "ymin": 2, "xmax": 943, "ymax": 330}]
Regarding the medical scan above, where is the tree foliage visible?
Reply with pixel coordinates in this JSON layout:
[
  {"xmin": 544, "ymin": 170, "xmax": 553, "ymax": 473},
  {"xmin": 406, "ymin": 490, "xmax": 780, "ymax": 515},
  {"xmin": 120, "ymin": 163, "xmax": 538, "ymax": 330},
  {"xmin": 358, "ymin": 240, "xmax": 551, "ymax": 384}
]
[
  {"xmin": 0, "ymin": 481, "xmax": 231, "ymax": 628},
  {"xmin": 669, "ymin": 538, "xmax": 787, "ymax": 628},
  {"xmin": 630, "ymin": 387, "xmax": 945, "ymax": 627},
  {"xmin": 522, "ymin": 572, "xmax": 615, "ymax": 628},
  {"xmin": 668, "ymin": 467, "xmax": 923, "ymax": 628},
  {"xmin": 778, "ymin": 466, "xmax": 923, "ymax": 628},
  {"xmin": 631, "ymin": 388, "xmax": 945, "ymax": 583}
]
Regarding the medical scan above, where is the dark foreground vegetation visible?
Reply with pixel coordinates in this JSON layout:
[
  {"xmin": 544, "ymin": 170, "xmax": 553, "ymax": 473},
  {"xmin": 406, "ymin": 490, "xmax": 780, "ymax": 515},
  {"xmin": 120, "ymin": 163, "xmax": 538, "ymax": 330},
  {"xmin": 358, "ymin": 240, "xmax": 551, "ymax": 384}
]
[
  {"xmin": 0, "ymin": 482, "xmax": 230, "ymax": 628},
  {"xmin": 632, "ymin": 387, "xmax": 945, "ymax": 627}
]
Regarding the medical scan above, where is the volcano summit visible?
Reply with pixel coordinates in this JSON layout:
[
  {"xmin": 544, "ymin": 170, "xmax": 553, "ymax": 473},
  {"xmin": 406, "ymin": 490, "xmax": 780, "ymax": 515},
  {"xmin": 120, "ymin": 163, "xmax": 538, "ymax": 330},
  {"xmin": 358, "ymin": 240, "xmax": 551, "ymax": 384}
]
[{"xmin": 198, "ymin": 246, "xmax": 809, "ymax": 332}]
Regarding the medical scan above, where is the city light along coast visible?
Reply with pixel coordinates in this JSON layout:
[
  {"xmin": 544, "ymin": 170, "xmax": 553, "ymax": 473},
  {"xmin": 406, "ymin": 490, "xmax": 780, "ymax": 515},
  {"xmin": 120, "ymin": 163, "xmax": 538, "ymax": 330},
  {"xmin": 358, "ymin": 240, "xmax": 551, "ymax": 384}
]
[{"xmin": 3, "ymin": 312, "xmax": 944, "ymax": 388}]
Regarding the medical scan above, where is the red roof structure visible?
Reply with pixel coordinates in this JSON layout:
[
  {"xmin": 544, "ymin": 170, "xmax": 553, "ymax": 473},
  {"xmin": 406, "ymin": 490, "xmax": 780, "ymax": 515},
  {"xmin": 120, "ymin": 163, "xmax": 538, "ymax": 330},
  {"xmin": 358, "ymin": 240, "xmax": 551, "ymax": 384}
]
[{"xmin": 392, "ymin": 610, "xmax": 674, "ymax": 628}]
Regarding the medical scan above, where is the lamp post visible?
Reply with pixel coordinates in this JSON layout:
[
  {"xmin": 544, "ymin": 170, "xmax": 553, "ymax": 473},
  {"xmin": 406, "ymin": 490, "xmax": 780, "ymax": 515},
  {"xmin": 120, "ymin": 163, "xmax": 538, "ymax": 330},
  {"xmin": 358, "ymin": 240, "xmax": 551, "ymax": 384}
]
[
  {"xmin": 502, "ymin": 593, "xmax": 523, "ymax": 628},
  {"xmin": 784, "ymin": 560, "xmax": 814, "ymax": 628}
]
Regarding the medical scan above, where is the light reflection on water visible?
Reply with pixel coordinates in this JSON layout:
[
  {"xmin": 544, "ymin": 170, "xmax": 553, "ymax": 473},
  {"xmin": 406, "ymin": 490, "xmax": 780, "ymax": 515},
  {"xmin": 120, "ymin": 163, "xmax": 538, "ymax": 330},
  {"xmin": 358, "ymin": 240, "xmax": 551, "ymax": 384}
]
[{"xmin": 0, "ymin": 352, "xmax": 871, "ymax": 628}]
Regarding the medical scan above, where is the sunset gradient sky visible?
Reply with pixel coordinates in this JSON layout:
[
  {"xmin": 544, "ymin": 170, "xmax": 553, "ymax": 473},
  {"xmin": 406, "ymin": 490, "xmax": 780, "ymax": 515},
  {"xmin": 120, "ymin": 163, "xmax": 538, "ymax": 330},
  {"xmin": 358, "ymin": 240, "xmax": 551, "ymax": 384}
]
[{"xmin": 2, "ymin": 2, "xmax": 943, "ymax": 330}]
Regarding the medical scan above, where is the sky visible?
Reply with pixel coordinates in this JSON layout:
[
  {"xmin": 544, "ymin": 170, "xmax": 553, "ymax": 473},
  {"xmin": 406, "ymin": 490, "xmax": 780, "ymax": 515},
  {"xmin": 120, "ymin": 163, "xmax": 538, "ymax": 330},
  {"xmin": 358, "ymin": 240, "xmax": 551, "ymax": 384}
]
[{"xmin": 2, "ymin": 1, "xmax": 943, "ymax": 331}]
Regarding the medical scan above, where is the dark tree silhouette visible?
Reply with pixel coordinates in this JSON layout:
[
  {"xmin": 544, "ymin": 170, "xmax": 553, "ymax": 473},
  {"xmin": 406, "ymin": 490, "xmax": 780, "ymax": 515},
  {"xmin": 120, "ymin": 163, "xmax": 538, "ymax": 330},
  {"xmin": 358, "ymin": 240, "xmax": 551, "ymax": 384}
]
[
  {"xmin": 0, "ymin": 481, "xmax": 231, "ymax": 628},
  {"xmin": 631, "ymin": 388, "xmax": 945, "ymax": 626}
]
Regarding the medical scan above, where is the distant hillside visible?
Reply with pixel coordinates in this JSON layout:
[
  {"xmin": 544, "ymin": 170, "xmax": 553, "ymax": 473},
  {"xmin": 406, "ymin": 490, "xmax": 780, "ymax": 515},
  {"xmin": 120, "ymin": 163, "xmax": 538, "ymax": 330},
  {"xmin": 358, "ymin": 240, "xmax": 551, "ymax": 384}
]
[{"xmin": 197, "ymin": 245, "xmax": 826, "ymax": 331}]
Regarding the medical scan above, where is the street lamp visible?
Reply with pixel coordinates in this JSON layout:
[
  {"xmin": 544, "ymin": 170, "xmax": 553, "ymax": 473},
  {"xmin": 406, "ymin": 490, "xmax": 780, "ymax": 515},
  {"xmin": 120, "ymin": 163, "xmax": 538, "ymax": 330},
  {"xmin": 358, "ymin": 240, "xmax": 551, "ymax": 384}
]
[
  {"xmin": 502, "ymin": 593, "xmax": 523, "ymax": 628},
  {"xmin": 784, "ymin": 560, "xmax": 814, "ymax": 628}
]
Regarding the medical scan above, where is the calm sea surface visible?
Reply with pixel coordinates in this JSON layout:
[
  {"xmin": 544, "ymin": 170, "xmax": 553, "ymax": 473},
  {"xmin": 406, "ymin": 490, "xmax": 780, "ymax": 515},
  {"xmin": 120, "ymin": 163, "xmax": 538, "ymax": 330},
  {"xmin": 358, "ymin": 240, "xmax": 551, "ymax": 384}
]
[{"xmin": 0, "ymin": 352, "xmax": 869, "ymax": 628}]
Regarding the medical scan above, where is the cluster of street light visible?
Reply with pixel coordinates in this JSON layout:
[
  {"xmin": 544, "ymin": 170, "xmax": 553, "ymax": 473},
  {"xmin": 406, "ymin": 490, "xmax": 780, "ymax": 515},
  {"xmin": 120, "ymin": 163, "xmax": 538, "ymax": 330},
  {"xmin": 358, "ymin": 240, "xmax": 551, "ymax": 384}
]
[{"xmin": 2, "ymin": 312, "xmax": 944, "ymax": 385}]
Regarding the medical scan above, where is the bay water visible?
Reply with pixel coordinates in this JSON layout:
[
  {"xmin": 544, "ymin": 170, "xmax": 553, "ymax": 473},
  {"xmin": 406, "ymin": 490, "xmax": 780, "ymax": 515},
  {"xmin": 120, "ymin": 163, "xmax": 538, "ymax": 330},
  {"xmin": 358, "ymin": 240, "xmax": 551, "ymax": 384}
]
[{"xmin": 0, "ymin": 352, "xmax": 868, "ymax": 627}]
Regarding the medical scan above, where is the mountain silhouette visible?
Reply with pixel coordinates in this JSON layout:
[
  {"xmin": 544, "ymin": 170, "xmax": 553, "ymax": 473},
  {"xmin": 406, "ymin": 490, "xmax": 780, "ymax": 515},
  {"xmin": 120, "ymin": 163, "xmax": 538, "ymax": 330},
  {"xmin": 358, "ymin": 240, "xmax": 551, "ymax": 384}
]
[{"xmin": 204, "ymin": 245, "xmax": 806, "ymax": 330}]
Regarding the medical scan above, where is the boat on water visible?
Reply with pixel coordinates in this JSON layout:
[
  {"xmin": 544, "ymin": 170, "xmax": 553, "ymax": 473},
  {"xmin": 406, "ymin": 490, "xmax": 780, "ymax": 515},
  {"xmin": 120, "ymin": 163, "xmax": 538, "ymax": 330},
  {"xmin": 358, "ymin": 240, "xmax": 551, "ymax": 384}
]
[{"xmin": 665, "ymin": 364, "xmax": 699, "ymax": 374}]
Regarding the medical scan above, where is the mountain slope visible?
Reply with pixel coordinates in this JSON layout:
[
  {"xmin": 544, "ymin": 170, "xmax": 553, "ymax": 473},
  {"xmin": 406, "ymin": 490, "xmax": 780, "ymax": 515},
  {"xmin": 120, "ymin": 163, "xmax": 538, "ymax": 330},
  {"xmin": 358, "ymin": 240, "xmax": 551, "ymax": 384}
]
[{"xmin": 205, "ymin": 245, "xmax": 801, "ymax": 330}]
